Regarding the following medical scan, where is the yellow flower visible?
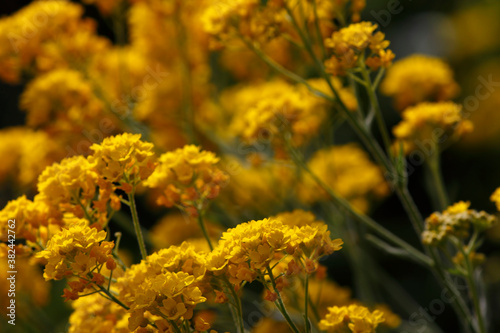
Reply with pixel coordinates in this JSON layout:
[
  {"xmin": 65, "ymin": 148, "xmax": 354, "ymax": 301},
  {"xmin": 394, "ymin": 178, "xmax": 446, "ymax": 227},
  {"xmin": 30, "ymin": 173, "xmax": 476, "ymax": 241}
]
[
  {"xmin": 35, "ymin": 217, "xmax": 114, "ymax": 281},
  {"xmin": 298, "ymin": 144, "xmax": 390, "ymax": 213},
  {"xmin": 381, "ymin": 54, "xmax": 460, "ymax": 110},
  {"xmin": 144, "ymin": 145, "xmax": 227, "ymax": 215},
  {"xmin": 0, "ymin": 1, "xmax": 109, "ymax": 83},
  {"xmin": 392, "ymin": 102, "xmax": 474, "ymax": 154},
  {"xmin": 324, "ymin": 22, "xmax": 394, "ymax": 75},
  {"xmin": 228, "ymin": 79, "xmax": 332, "ymax": 152},
  {"xmin": 422, "ymin": 201, "xmax": 497, "ymax": 245},
  {"xmin": 319, "ymin": 304, "xmax": 385, "ymax": 333},
  {"xmin": 89, "ymin": 133, "xmax": 157, "ymax": 185},
  {"xmin": 117, "ymin": 243, "xmax": 207, "ymax": 331},
  {"xmin": 491, "ymin": 187, "xmax": 500, "ymax": 211}
]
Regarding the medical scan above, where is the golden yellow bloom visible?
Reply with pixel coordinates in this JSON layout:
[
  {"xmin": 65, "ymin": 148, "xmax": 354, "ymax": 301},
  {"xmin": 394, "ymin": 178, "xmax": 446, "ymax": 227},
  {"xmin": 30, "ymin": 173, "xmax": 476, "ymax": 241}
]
[
  {"xmin": 319, "ymin": 304, "xmax": 385, "ymax": 333},
  {"xmin": 381, "ymin": 54, "xmax": 460, "ymax": 110},
  {"xmin": 298, "ymin": 144, "xmax": 390, "ymax": 213},
  {"xmin": 393, "ymin": 102, "xmax": 474, "ymax": 154},
  {"xmin": 491, "ymin": 187, "xmax": 500, "ymax": 211},
  {"xmin": 324, "ymin": 22, "xmax": 394, "ymax": 75},
  {"xmin": 0, "ymin": 127, "xmax": 62, "ymax": 187},
  {"xmin": 144, "ymin": 145, "xmax": 227, "ymax": 215},
  {"xmin": 422, "ymin": 201, "xmax": 497, "ymax": 245},
  {"xmin": 0, "ymin": 1, "xmax": 109, "ymax": 83},
  {"xmin": 35, "ymin": 217, "xmax": 115, "ymax": 281},
  {"xmin": 117, "ymin": 243, "xmax": 207, "ymax": 331},
  {"xmin": 228, "ymin": 79, "xmax": 331, "ymax": 152},
  {"xmin": 206, "ymin": 217, "xmax": 342, "ymax": 287},
  {"xmin": 89, "ymin": 133, "xmax": 157, "ymax": 185}
]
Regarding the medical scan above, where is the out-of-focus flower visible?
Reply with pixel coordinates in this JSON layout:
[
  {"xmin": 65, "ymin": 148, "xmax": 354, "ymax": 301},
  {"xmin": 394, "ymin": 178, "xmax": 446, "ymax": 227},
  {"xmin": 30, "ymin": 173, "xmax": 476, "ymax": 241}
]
[
  {"xmin": 491, "ymin": 187, "xmax": 500, "ymax": 211},
  {"xmin": 0, "ymin": 1, "xmax": 109, "ymax": 83},
  {"xmin": 381, "ymin": 54, "xmax": 460, "ymax": 110},
  {"xmin": 298, "ymin": 144, "xmax": 390, "ymax": 213},
  {"xmin": 422, "ymin": 201, "xmax": 497, "ymax": 246},
  {"xmin": 0, "ymin": 127, "xmax": 62, "ymax": 187},
  {"xmin": 324, "ymin": 22, "xmax": 394, "ymax": 75},
  {"xmin": 392, "ymin": 102, "xmax": 473, "ymax": 154},
  {"xmin": 318, "ymin": 304, "xmax": 385, "ymax": 333},
  {"xmin": 144, "ymin": 145, "xmax": 227, "ymax": 216}
]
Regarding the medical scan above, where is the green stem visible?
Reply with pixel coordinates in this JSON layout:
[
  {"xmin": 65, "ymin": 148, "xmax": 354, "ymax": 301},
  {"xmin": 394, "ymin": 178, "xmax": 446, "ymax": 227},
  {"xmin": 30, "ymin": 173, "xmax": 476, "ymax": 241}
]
[
  {"xmin": 311, "ymin": 0, "xmax": 326, "ymax": 60},
  {"xmin": 359, "ymin": 61, "xmax": 392, "ymax": 154},
  {"xmin": 96, "ymin": 283, "xmax": 129, "ymax": 310},
  {"xmin": 427, "ymin": 149, "xmax": 449, "ymax": 210},
  {"xmin": 266, "ymin": 266, "xmax": 302, "ymax": 333},
  {"xmin": 221, "ymin": 276, "xmax": 245, "ymax": 333},
  {"xmin": 128, "ymin": 189, "xmax": 148, "ymax": 260},
  {"xmin": 285, "ymin": 138, "xmax": 433, "ymax": 267},
  {"xmin": 304, "ymin": 273, "xmax": 311, "ymax": 333},
  {"xmin": 460, "ymin": 244, "xmax": 486, "ymax": 333},
  {"xmin": 196, "ymin": 207, "xmax": 214, "ymax": 251}
]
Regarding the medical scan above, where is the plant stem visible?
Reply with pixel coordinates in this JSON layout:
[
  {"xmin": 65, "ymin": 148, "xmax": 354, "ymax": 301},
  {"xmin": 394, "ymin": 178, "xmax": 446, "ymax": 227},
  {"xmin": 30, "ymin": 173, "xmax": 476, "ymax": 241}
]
[
  {"xmin": 304, "ymin": 273, "xmax": 311, "ymax": 333},
  {"xmin": 128, "ymin": 189, "xmax": 148, "ymax": 260},
  {"xmin": 285, "ymin": 138, "xmax": 433, "ymax": 267},
  {"xmin": 221, "ymin": 276, "xmax": 245, "ymax": 333},
  {"xmin": 460, "ymin": 245, "xmax": 486, "ymax": 333},
  {"xmin": 426, "ymin": 148, "xmax": 449, "ymax": 210},
  {"xmin": 266, "ymin": 266, "xmax": 302, "ymax": 333},
  {"xmin": 359, "ymin": 62, "xmax": 392, "ymax": 154},
  {"xmin": 196, "ymin": 207, "xmax": 214, "ymax": 251}
]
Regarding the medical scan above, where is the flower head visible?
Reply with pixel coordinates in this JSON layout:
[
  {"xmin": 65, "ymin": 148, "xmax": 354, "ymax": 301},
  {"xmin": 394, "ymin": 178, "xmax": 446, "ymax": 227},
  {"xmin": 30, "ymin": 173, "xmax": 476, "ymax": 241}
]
[
  {"xmin": 491, "ymin": 187, "xmax": 500, "ymax": 211},
  {"xmin": 89, "ymin": 133, "xmax": 157, "ymax": 186},
  {"xmin": 319, "ymin": 304, "xmax": 385, "ymax": 333},
  {"xmin": 324, "ymin": 22, "xmax": 394, "ymax": 75},
  {"xmin": 393, "ymin": 102, "xmax": 473, "ymax": 154},
  {"xmin": 381, "ymin": 54, "xmax": 460, "ymax": 110},
  {"xmin": 422, "ymin": 201, "xmax": 497, "ymax": 245},
  {"xmin": 144, "ymin": 145, "xmax": 227, "ymax": 215}
]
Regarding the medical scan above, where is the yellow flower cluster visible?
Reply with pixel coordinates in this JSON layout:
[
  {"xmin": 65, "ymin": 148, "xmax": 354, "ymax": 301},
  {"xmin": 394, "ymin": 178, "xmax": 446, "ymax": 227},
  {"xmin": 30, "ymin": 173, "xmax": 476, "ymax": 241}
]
[
  {"xmin": 228, "ymin": 79, "xmax": 348, "ymax": 153},
  {"xmin": 0, "ymin": 1, "xmax": 108, "ymax": 83},
  {"xmin": 324, "ymin": 22, "xmax": 394, "ymax": 75},
  {"xmin": 393, "ymin": 102, "xmax": 474, "ymax": 154},
  {"xmin": 422, "ymin": 201, "xmax": 497, "ymax": 245},
  {"xmin": 20, "ymin": 69, "xmax": 106, "ymax": 132},
  {"xmin": 0, "ymin": 127, "xmax": 62, "ymax": 187},
  {"xmin": 117, "ymin": 242, "xmax": 207, "ymax": 331},
  {"xmin": 69, "ymin": 294, "xmax": 131, "ymax": 333},
  {"xmin": 89, "ymin": 133, "xmax": 157, "ymax": 186},
  {"xmin": 318, "ymin": 304, "xmax": 385, "ymax": 333},
  {"xmin": 298, "ymin": 144, "xmax": 390, "ymax": 213},
  {"xmin": 0, "ymin": 195, "xmax": 61, "ymax": 253},
  {"xmin": 144, "ymin": 145, "xmax": 228, "ymax": 215},
  {"xmin": 491, "ymin": 187, "xmax": 500, "ymax": 211},
  {"xmin": 206, "ymin": 217, "xmax": 343, "ymax": 287},
  {"xmin": 381, "ymin": 54, "xmax": 460, "ymax": 110},
  {"xmin": 202, "ymin": 0, "xmax": 280, "ymax": 45},
  {"xmin": 35, "ymin": 217, "xmax": 115, "ymax": 283}
]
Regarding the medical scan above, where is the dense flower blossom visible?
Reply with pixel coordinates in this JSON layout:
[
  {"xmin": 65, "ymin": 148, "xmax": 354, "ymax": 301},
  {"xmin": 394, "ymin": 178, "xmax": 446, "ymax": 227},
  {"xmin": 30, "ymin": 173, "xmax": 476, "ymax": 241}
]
[
  {"xmin": 319, "ymin": 304, "xmax": 385, "ymax": 332},
  {"xmin": 392, "ymin": 102, "xmax": 474, "ymax": 154},
  {"xmin": 117, "ymin": 242, "xmax": 207, "ymax": 331},
  {"xmin": 422, "ymin": 201, "xmax": 497, "ymax": 245},
  {"xmin": 35, "ymin": 217, "xmax": 115, "ymax": 282},
  {"xmin": 144, "ymin": 145, "xmax": 227, "ymax": 215},
  {"xmin": 0, "ymin": 1, "xmax": 108, "ymax": 83},
  {"xmin": 206, "ymin": 217, "xmax": 342, "ymax": 288},
  {"xmin": 89, "ymin": 133, "xmax": 157, "ymax": 186},
  {"xmin": 324, "ymin": 22, "xmax": 394, "ymax": 75},
  {"xmin": 381, "ymin": 54, "xmax": 460, "ymax": 110},
  {"xmin": 298, "ymin": 144, "xmax": 390, "ymax": 213}
]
